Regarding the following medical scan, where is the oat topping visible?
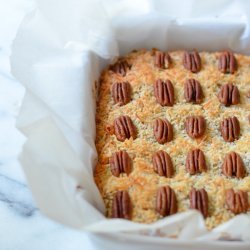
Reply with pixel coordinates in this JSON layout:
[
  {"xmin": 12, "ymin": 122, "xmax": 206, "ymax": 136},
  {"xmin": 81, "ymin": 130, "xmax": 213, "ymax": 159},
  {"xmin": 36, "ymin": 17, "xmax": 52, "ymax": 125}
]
[{"xmin": 95, "ymin": 50, "xmax": 250, "ymax": 228}]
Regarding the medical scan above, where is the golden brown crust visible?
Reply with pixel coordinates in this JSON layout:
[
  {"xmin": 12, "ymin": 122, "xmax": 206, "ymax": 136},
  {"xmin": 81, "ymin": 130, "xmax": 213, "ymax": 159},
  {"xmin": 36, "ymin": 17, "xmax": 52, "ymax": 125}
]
[{"xmin": 94, "ymin": 50, "xmax": 250, "ymax": 229}]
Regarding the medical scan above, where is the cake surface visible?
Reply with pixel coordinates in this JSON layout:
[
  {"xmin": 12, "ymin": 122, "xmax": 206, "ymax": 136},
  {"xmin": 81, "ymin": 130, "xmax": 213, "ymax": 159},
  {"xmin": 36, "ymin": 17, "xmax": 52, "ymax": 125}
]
[{"xmin": 94, "ymin": 49, "xmax": 250, "ymax": 229}]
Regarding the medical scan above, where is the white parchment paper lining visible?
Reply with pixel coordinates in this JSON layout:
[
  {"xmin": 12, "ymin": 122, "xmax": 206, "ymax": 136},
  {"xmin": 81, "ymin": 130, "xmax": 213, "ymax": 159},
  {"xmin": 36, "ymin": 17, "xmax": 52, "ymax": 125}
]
[{"xmin": 10, "ymin": 0, "xmax": 250, "ymax": 244}]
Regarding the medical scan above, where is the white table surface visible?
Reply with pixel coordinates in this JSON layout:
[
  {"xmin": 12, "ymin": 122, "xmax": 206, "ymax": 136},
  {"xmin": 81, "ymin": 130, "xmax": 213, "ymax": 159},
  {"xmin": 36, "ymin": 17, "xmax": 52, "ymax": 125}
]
[{"xmin": 0, "ymin": 0, "xmax": 96, "ymax": 249}]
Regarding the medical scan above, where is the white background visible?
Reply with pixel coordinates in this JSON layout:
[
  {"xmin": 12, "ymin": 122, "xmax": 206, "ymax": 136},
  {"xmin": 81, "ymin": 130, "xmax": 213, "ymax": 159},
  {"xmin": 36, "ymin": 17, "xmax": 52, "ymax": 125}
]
[{"xmin": 0, "ymin": 0, "xmax": 96, "ymax": 249}]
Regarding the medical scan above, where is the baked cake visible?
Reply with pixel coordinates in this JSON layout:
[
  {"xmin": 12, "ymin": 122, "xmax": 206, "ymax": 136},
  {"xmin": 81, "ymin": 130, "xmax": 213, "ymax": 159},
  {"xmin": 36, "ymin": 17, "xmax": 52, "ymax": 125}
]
[{"xmin": 94, "ymin": 49, "xmax": 250, "ymax": 229}]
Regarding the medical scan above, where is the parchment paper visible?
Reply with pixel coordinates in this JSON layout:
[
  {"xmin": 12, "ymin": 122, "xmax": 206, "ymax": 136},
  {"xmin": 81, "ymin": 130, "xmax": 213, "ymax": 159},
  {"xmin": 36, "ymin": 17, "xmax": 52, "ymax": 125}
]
[{"xmin": 10, "ymin": 0, "xmax": 250, "ymax": 246}]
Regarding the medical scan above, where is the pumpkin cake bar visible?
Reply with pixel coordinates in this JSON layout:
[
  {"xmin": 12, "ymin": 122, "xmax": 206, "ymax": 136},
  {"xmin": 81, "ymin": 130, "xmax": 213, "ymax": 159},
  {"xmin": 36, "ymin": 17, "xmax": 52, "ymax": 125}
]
[{"xmin": 94, "ymin": 49, "xmax": 250, "ymax": 229}]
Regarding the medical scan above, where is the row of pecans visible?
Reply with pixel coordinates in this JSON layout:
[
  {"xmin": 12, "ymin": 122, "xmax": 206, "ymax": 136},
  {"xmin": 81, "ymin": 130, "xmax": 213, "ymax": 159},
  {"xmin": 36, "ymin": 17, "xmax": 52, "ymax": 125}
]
[
  {"xmin": 110, "ymin": 150, "xmax": 246, "ymax": 179},
  {"xmin": 108, "ymin": 50, "xmax": 248, "ymax": 220},
  {"xmin": 108, "ymin": 115, "xmax": 241, "ymax": 143},
  {"xmin": 112, "ymin": 80, "xmax": 240, "ymax": 107},
  {"xmin": 110, "ymin": 50, "xmax": 237, "ymax": 75},
  {"xmin": 112, "ymin": 188, "xmax": 248, "ymax": 220}
]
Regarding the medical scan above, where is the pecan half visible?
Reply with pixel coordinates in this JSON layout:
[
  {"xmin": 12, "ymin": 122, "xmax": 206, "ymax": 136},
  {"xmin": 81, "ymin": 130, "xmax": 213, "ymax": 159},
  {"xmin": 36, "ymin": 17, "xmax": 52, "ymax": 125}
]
[
  {"xmin": 226, "ymin": 189, "xmax": 248, "ymax": 214},
  {"xmin": 186, "ymin": 149, "xmax": 207, "ymax": 175},
  {"xmin": 110, "ymin": 151, "xmax": 131, "ymax": 177},
  {"xmin": 153, "ymin": 118, "xmax": 173, "ymax": 144},
  {"xmin": 185, "ymin": 116, "xmax": 206, "ymax": 139},
  {"xmin": 220, "ymin": 117, "xmax": 240, "ymax": 142},
  {"xmin": 218, "ymin": 51, "xmax": 237, "ymax": 74},
  {"xmin": 184, "ymin": 78, "xmax": 203, "ymax": 104},
  {"xmin": 112, "ymin": 190, "xmax": 131, "ymax": 219},
  {"xmin": 189, "ymin": 188, "xmax": 209, "ymax": 218},
  {"xmin": 114, "ymin": 115, "xmax": 137, "ymax": 142},
  {"xmin": 155, "ymin": 51, "xmax": 171, "ymax": 69},
  {"xmin": 156, "ymin": 186, "xmax": 178, "ymax": 217},
  {"xmin": 218, "ymin": 83, "xmax": 240, "ymax": 106},
  {"xmin": 154, "ymin": 79, "xmax": 174, "ymax": 106},
  {"xmin": 183, "ymin": 51, "xmax": 201, "ymax": 73},
  {"xmin": 222, "ymin": 152, "xmax": 245, "ymax": 178},
  {"xmin": 110, "ymin": 60, "xmax": 131, "ymax": 76},
  {"xmin": 153, "ymin": 150, "xmax": 174, "ymax": 177},
  {"xmin": 111, "ymin": 82, "xmax": 131, "ymax": 106}
]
